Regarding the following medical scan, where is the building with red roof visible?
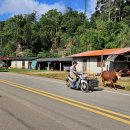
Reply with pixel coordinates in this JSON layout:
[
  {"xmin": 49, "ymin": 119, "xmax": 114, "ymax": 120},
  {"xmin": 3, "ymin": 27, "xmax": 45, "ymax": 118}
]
[{"xmin": 69, "ymin": 47, "xmax": 130, "ymax": 74}]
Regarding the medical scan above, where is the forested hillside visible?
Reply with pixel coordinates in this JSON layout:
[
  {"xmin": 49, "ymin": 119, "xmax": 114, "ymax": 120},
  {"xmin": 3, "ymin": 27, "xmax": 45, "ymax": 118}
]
[{"xmin": 0, "ymin": 0, "xmax": 130, "ymax": 57}]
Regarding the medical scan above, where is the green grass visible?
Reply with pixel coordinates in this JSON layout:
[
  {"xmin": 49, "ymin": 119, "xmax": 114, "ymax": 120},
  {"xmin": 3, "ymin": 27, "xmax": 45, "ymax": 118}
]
[
  {"xmin": 0, "ymin": 67, "xmax": 8, "ymax": 72},
  {"xmin": 118, "ymin": 80, "xmax": 130, "ymax": 90},
  {"xmin": 35, "ymin": 72, "xmax": 68, "ymax": 81},
  {"xmin": 9, "ymin": 68, "xmax": 46, "ymax": 73}
]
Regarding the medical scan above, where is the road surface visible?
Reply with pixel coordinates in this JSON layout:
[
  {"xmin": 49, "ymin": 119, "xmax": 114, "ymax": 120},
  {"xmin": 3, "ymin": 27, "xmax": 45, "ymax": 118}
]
[{"xmin": 0, "ymin": 72, "xmax": 130, "ymax": 130}]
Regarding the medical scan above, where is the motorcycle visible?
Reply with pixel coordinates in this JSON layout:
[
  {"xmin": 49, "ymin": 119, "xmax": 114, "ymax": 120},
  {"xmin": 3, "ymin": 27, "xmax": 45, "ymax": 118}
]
[{"xmin": 66, "ymin": 73, "xmax": 99, "ymax": 93}]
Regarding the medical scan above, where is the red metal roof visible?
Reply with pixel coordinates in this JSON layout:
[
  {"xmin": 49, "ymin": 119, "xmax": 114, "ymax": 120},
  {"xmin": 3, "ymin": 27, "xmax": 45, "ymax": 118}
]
[
  {"xmin": 1, "ymin": 56, "xmax": 13, "ymax": 60},
  {"xmin": 69, "ymin": 47, "xmax": 130, "ymax": 57}
]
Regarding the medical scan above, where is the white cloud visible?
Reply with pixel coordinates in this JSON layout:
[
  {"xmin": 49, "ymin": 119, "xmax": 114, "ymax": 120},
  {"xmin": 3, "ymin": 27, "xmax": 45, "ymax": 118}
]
[
  {"xmin": 0, "ymin": 0, "xmax": 97, "ymax": 20},
  {"xmin": 0, "ymin": 0, "xmax": 66, "ymax": 17},
  {"xmin": 87, "ymin": 0, "xmax": 96, "ymax": 18}
]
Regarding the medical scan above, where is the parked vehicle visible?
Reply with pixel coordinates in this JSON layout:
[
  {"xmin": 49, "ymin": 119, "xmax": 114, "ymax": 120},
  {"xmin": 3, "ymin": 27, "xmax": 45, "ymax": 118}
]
[{"xmin": 66, "ymin": 73, "xmax": 99, "ymax": 93}]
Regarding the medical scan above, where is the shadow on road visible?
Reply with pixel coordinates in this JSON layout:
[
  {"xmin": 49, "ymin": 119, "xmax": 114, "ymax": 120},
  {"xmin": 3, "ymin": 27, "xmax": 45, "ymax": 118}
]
[
  {"xmin": 90, "ymin": 87, "xmax": 104, "ymax": 93},
  {"xmin": 105, "ymin": 83, "xmax": 125, "ymax": 90}
]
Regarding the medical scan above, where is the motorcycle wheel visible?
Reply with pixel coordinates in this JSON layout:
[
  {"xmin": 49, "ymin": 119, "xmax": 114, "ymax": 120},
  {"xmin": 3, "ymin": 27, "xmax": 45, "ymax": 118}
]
[
  {"xmin": 80, "ymin": 82, "xmax": 89, "ymax": 93},
  {"xmin": 66, "ymin": 78, "xmax": 72, "ymax": 88}
]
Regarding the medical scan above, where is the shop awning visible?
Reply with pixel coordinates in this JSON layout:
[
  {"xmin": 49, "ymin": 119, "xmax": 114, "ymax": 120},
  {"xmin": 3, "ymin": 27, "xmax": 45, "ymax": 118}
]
[{"xmin": 106, "ymin": 55, "xmax": 118, "ymax": 61}]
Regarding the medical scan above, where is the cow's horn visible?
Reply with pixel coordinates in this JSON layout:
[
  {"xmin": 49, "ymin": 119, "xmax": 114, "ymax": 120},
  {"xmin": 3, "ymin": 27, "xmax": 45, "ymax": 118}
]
[{"xmin": 119, "ymin": 69, "xmax": 123, "ymax": 73}]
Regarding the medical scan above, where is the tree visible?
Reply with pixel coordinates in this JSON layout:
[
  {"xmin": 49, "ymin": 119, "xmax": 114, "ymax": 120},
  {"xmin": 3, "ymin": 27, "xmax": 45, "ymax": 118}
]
[
  {"xmin": 122, "ymin": 0, "xmax": 130, "ymax": 24},
  {"xmin": 95, "ymin": 0, "xmax": 114, "ymax": 21},
  {"xmin": 1, "ymin": 5, "xmax": 130, "ymax": 57},
  {"xmin": 23, "ymin": 49, "xmax": 33, "ymax": 57}
]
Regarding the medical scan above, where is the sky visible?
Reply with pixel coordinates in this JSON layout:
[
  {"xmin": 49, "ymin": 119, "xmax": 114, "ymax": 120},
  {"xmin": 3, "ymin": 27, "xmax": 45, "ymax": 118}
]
[{"xmin": 0, "ymin": 0, "xmax": 96, "ymax": 21}]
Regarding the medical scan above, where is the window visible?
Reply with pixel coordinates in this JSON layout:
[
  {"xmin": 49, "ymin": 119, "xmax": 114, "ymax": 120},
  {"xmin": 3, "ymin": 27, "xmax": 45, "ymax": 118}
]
[{"xmin": 97, "ymin": 57, "xmax": 105, "ymax": 67}]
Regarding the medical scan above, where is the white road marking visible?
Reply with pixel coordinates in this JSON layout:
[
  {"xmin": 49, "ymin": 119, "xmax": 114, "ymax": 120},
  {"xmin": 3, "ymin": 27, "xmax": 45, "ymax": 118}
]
[{"xmin": 103, "ymin": 90, "xmax": 130, "ymax": 96}]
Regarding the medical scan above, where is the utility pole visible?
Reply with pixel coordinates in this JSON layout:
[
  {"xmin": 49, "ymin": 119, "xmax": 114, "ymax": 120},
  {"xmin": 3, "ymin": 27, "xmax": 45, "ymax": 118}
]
[
  {"xmin": 0, "ymin": 23, "xmax": 2, "ymax": 64},
  {"xmin": 84, "ymin": 0, "xmax": 86, "ymax": 15},
  {"xmin": 0, "ymin": 37, "xmax": 2, "ymax": 64},
  {"xmin": 101, "ymin": 54, "xmax": 104, "ymax": 73}
]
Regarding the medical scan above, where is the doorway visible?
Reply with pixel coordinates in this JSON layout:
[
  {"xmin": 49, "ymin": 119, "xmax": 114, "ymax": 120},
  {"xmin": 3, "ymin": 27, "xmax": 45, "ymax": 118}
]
[
  {"xmin": 22, "ymin": 61, "xmax": 25, "ymax": 69},
  {"xmin": 83, "ymin": 59, "xmax": 87, "ymax": 72}
]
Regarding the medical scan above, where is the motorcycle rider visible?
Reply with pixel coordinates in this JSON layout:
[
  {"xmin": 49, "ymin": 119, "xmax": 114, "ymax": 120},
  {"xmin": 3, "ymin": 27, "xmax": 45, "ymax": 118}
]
[{"xmin": 69, "ymin": 61, "xmax": 78, "ymax": 88}]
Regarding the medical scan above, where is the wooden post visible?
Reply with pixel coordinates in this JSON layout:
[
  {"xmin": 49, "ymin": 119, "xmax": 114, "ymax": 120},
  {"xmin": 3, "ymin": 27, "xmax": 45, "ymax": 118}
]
[
  {"xmin": 0, "ymin": 37, "xmax": 2, "ymax": 63},
  {"xmin": 60, "ymin": 62, "xmax": 62, "ymax": 71},
  {"xmin": 38, "ymin": 63, "xmax": 40, "ymax": 70},
  {"xmin": 101, "ymin": 54, "xmax": 103, "ymax": 73},
  {"xmin": 47, "ymin": 62, "xmax": 50, "ymax": 70}
]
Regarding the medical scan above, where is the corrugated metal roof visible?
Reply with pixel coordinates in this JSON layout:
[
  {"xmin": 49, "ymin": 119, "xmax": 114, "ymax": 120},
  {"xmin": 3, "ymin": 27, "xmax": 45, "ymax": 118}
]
[
  {"xmin": 1, "ymin": 56, "xmax": 13, "ymax": 60},
  {"xmin": 69, "ymin": 48, "xmax": 130, "ymax": 57},
  {"xmin": 10, "ymin": 57, "xmax": 38, "ymax": 61},
  {"xmin": 36, "ymin": 58, "xmax": 72, "ymax": 62}
]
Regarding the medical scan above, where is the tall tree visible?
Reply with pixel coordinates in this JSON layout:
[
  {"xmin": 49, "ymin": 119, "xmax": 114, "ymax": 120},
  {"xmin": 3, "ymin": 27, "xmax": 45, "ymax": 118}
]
[{"xmin": 96, "ymin": 0, "xmax": 114, "ymax": 21}]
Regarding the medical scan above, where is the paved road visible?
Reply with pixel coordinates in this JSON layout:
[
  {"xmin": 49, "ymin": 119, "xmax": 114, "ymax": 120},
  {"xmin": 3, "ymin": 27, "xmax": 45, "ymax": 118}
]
[{"xmin": 0, "ymin": 72, "xmax": 130, "ymax": 130}]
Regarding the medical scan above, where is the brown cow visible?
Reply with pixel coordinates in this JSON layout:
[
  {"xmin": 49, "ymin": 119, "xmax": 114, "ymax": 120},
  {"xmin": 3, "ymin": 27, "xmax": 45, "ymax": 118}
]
[{"xmin": 101, "ymin": 70, "xmax": 121, "ymax": 89}]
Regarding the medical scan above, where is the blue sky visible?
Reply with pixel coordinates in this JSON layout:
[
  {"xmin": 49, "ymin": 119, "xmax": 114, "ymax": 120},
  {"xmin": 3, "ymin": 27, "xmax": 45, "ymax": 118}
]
[{"xmin": 0, "ymin": 0, "xmax": 96, "ymax": 21}]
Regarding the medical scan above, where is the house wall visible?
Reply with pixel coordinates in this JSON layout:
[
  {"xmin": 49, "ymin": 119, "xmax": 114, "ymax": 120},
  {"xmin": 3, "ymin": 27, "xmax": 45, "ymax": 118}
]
[
  {"xmin": 11, "ymin": 61, "xmax": 16, "ymax": 68},
  {"xmin": 11, "ymin": 61, "xmax": 29, "ymax": 69},
  {"xmin": 74, "ymin": 58, "xmax": 83, "ymax": 72},
  {"xmin": 89, "ymin": 57, "xmax": 100, "ymax": 73},
  {"xmin": 73, "ymin": 57, "xmax": 109, "ymax": 74},
  {"xmin": 11, "ymin": 61, "xmax": 22, "ymax": 68},
  {"xmin": 89, "ymin": 57, "xmax": 110, "ymax": 73},
  {"xmin": 25, "ymin": 61, "xmax": 29, "ymax": 69}
]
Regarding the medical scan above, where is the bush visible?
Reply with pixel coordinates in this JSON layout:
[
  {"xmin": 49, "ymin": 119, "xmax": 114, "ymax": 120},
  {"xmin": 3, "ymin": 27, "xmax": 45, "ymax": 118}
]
[{"xmin": 0, "ymin": 67, "xmax": 8, "ymax": 72}]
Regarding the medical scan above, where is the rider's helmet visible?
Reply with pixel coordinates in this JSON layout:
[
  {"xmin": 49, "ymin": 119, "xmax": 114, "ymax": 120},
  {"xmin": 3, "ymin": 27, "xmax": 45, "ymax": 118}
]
[{"xmin": 72, "ymin": 61, "xmax": 78, "ymax": 65}]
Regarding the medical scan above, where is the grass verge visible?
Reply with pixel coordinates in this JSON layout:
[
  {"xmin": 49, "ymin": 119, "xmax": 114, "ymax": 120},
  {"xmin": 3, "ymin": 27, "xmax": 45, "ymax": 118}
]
[
  {"xmin": 33, "ymin": 72, "xmax": 68, "ymax": 81},
  {"xmin": 9, "ymin": 68, "xmax": 45, "ymax": 73},
  {"xmin": 0, "ymin": 67, "xmax": 8, "ymax": 72},
  {"xmin": 118, "ymin": 80, "xmax": 130, "ymax": 90}
]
